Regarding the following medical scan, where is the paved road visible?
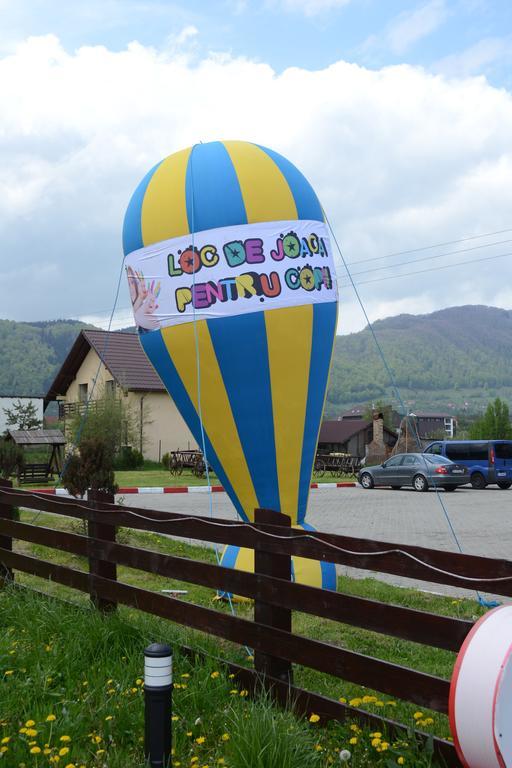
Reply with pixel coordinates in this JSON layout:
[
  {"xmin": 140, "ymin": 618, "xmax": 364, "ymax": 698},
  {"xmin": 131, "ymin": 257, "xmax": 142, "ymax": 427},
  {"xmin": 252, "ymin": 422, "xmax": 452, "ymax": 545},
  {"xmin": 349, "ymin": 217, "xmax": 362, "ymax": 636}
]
[{"xmin": 118, "ymin": 485, "xmax": 512, "ymax": 598}]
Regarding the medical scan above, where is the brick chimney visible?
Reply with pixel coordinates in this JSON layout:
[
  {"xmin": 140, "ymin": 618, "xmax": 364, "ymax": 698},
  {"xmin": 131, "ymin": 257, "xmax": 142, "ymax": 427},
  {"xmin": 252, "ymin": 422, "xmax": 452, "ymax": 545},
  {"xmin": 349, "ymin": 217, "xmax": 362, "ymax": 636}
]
[{"xmin": 366, "ymin": 410, "xmax": 388, "ymax": 465}]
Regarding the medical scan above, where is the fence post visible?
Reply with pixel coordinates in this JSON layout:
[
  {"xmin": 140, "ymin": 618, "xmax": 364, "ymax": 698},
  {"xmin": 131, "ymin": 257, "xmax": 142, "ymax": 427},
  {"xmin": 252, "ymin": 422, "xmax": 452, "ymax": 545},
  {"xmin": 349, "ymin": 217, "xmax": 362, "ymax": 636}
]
[
  {"xmin": 254, "ymin": 508, "xmax": 293, "ymax": 686},
  {"xmin": 0, "ymin": 478, "xmax": 14, "ymax": 589},
  {"xmin": 87, "ymin": 489, "xmax": 117, "ymax": 612}
]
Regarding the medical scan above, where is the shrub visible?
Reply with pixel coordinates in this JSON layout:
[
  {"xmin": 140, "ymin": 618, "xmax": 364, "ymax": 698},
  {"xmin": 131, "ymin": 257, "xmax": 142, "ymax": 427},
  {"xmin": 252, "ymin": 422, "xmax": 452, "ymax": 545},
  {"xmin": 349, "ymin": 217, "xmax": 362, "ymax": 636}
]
[
  {"xmin": 161, "ymin": 452, "xmax": 170, "ymax": 469},
  {"xmin": 61, "ymin": 437, "xmax": 118, "ymax": 497},
  {"xmin": 0, "ymin": 439, "xmax": 25, "ymax": 479},
  {"xmin": 114, "ymin": 446, "xmax": 144, "ymax": 471}
]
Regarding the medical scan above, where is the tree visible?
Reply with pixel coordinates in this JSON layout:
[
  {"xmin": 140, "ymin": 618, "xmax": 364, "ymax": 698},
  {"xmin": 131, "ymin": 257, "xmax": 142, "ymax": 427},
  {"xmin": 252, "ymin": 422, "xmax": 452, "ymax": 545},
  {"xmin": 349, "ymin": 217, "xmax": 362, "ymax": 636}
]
[
  {"xmin": 469, "ymin": 398, "xmax": 512, "ymax": 440},
  {"xmin": 3, "ymin": 399, "xmax": 41, "ymax": 431},
  {"xmin": 67, "ymin": 390, "xmax": 136, "ymax": 456}
]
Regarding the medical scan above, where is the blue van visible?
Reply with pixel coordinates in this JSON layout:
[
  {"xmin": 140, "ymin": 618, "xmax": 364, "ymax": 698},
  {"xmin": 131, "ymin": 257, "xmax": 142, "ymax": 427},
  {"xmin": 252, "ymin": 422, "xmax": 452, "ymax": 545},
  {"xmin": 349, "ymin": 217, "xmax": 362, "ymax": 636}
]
[{"xmin": 423, "ymin": 440, "xmax": 512, "ymax": 489}]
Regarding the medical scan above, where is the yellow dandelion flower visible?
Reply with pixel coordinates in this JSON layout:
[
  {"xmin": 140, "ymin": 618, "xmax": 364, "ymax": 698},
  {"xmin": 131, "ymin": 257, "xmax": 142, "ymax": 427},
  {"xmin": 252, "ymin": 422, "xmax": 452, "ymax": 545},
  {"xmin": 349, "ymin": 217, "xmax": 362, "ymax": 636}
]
[
  {"xmin": 26, "ymin": 729, "xmax": 38, "ymax": 737},
  {"xmin": 413, "ymin": 712, "xmax": 423, "ymax": 720},
  {"xmin": 59, "ymin": 746, "xmax": 70, "ymax": 756},
  {"xmin": 4, "ymin": 670, "xmax": 14, "ymax": 676},
  {"xmin": 46, "ymin": 714, "xmax": 57, "ymax": 722},
  {"xmin": 59, "ymin": 736, "xmax": 71, "ymax": 743},
  {"xmin": 221, "ymin": 733, "xmax": 230, "ymax": 741},
  {"xmin": 1, "ymin": 737, "xmax": 10, "ymax": 744},
  {"xmin": 398, "ymin": 759, "xmax": 405, "ymax": 765},
  {"xmin": 349, "ymin": 698, "xmax": 362, "ymax": 707},
  {"xmin": 339, "ymin": 697, "xmax": 347, "ymax": 703},
  {"xmin": 239, "ymin": 689, "xmax": 248, "ymax": 697},
  {"xmin": 25, "ymin": 720, "xmax": 35, "ymax": 727},
  {"xmin": 171, "ymin": 715, "xmax": 179, "ymax": 722},
  {"xmin": 195, "ymin": 736, "xmax": 206, "ymax": 744},
  {"xmin": 309, "ymin": 713, "xmax": 320, "ymax": 723},
  {"xmin": 349, "ymin": 737, "xmax": 358, "ymax": 745},
  {"xmin": 210, "ymin": 671, "xmax": 219, "ymax": 679},
  {"xmin": 181, "ymin": 673, "xmax": 190, "ymax": 679},
  {"xmin": 30, "ymin": 747, "xmax": 42, "ymax": 754},
  {"xmin": 0, "ymin": 746, "xmax": 7, "ymax": 754}
]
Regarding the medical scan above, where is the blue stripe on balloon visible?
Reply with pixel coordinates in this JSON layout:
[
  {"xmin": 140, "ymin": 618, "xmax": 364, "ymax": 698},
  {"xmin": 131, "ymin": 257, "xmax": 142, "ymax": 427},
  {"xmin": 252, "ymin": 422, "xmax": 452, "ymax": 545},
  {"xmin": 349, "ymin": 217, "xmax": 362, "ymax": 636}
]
[
  {"xmin": 122, "ymin": 161, "xmax": 162, "ymax": 255},
  {"xmin": 139, "ymin": 330, "xmax": 247, "ymax": 521},
  {"xmin": 221, "ymin": 544, "xmax": 240, "ymax": 571},
  {"xmin": 297, "ymin": 301, "xmax": 338, "ymax": 524},
  {"xmin": 185, "ymin": 142, "xmax": 247, "ymax": 233},
  {"xmin": 300, "ymin": 521, "xmax": 337, "ymax": 590},
  {"xmin": 207, "ymin": 312, "xmax": 280, "ymax": 512},
  {"xmin": 255, "ymin": 144, "xmax": 324, "ymax": 222}
]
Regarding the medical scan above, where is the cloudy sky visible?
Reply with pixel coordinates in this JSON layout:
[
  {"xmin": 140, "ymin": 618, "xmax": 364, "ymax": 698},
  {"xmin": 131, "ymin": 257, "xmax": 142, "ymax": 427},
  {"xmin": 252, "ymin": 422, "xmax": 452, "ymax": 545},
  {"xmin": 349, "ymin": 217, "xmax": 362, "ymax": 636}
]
[{"xmin": 1, "ymin": 0, "xmax": 512, "ymax": 333}]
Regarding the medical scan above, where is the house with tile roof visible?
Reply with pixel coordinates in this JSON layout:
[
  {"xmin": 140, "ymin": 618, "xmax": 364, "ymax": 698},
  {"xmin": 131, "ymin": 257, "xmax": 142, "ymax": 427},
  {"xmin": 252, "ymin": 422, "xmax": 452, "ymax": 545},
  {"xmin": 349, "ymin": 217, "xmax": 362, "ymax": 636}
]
[{"xmin": 44, "ymin": 330, "xmax": 197, "ymax": 461}]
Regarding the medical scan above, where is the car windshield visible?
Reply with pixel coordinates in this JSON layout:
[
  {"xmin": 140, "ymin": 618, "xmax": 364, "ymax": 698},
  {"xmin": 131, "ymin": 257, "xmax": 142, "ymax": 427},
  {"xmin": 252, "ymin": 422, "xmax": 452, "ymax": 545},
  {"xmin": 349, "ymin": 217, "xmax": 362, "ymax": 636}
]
[{"xmin": 424, "ymin": 455, "xmax": 452, "ymax": 465}]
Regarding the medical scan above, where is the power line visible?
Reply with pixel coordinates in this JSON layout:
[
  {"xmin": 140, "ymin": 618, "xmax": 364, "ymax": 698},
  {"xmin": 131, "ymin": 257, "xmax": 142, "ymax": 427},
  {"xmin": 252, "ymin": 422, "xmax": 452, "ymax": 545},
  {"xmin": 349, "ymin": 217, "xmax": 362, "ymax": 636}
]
[
  {"xmin": 345, "ymin": 227, "xmax": 512, "ymax": 266},
  {"xmin": 336, "ymin": 237, "xmax": 512, "ymax": 280},
  {"xmin": 338, "ymin": 249, "xmax": 512, "ymax": 288}
]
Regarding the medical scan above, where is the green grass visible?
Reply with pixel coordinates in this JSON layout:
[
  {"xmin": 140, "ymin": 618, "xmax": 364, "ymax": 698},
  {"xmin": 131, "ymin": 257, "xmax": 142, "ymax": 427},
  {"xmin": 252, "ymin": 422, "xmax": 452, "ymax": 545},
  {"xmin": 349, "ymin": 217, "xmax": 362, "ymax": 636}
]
[
  {"xmin": 17, "ymin": 468, "xmax": 355, "ymax": 490},
  {"xmin": 1, "ymin": 585, "xmax": 445, "ymax": 767},
  {"xmin": 5, "ymin": 508, "xmax": 479, "ymax": 762}
]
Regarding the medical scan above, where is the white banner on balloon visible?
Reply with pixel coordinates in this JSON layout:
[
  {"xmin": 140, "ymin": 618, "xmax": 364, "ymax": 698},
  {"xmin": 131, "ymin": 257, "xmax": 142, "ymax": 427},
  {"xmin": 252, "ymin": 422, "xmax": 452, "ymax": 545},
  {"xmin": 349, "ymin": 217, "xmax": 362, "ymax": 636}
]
[{"xmin": 124, "ymin": 220, "xmax": 338, "ymax": 331}]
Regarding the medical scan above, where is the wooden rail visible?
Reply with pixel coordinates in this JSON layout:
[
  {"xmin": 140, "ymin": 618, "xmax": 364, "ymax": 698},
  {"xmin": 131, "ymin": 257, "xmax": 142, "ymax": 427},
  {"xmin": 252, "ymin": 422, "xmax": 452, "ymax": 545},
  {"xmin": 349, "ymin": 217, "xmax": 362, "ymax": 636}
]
[{"xmin": 3, "ymin": 481, "xmax": 508, "ymax": 766}]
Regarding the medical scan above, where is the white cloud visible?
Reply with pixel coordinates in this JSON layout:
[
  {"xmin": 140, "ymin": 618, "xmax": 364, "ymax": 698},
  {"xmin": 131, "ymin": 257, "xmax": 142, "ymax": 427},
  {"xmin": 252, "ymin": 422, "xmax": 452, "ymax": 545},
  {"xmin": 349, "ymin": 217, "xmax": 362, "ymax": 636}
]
[
  {"xmin": 434, "ymin": 36, "xmax": 511, "ymax": 78},
  {"xmin": 269, "ymin": 0, "xmax": 351, "ymax": 15},
  {"xmin": 362, "ymin": 0, "xmax": 448, "ymax": 57},
  {"xmin": 1, "ymin": 34, "xmax": 512, "ymax": 333}
]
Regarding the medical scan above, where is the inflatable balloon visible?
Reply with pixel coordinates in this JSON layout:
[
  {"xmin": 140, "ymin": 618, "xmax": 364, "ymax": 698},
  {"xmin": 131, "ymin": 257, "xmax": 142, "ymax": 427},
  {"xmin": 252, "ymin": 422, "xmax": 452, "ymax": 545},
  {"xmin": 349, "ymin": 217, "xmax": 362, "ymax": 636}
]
[{"xmin": 123, "ymin": 140, "xmax": 338, "ymax": 590}]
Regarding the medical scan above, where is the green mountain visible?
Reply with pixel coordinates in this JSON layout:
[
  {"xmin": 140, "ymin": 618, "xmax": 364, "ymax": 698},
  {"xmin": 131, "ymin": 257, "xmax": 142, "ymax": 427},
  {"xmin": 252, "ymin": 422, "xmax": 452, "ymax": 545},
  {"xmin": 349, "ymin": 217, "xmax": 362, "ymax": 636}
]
[
  {"xmin": 1, "ymin": 305, "xmax": 511, "ymax": 415},
  {"xmin": 0, "ymin": 319, "xmax": 94, "ymax": 395},
  {"xmin": 326, "ymin": 305, "xmax": 512, "ymax": 416}
]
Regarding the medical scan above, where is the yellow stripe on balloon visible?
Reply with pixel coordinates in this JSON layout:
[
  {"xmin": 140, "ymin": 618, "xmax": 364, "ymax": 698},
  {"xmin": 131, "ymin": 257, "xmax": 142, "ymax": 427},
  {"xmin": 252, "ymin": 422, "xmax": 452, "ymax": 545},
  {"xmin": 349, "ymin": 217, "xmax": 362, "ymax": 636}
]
[
  {"xmin": 161, "ymin": 321, "xmax": 259, "ymax": 519},
  {"xmin": 292, "ymin": 554, "xmax": 323, "ymax": 588},
  {"xmin": 223, "ymin": 141, "xmax": 298, "ymax": 223},
  {"xmin": 141, "ymin": 147, "xmax": 192, "ymax": 245},
  {"xmin": 265, "ymin": 305, "xmax": 313, "ymax": 524}
]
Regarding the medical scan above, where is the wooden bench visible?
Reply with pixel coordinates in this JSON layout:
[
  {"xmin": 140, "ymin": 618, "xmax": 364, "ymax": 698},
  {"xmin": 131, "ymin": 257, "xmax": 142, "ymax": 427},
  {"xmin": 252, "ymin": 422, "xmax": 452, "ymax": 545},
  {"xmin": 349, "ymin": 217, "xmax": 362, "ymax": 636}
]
[{"xmin": 17, "ymin": 463, "xmax": 53, "ymax": 484}]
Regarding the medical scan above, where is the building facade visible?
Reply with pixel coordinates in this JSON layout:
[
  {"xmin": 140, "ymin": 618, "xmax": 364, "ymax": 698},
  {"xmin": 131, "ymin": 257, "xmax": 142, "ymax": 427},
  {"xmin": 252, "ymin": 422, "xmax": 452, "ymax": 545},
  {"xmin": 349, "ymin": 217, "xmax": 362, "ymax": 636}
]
[{"xmin": 45, "ymin": 330, "xmax": 197, "ymax": 462}]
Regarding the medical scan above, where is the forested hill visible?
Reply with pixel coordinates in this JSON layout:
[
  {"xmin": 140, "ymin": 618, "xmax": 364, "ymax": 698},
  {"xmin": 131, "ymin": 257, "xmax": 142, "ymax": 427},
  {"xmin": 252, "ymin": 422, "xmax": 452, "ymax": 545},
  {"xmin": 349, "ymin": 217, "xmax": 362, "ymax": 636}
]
[
  {"xmin": 1, "ymin": 306, "xmax": 512, "ymax": 413},
  {"xmin": 0, "ymin": 320, "xmax": 94, "ymax": 395},
  {"xmin": 326, "ymin": 305, "xmax": 512, "ymax": 415}
]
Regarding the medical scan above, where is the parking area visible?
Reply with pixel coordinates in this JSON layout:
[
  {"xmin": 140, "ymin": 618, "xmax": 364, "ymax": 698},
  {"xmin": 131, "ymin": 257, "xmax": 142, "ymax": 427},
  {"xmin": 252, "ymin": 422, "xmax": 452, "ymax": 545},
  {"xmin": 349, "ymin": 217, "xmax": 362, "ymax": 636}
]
[{"xmin": 118, "ymin": 485, "xmax": 512, "ymax": 598}]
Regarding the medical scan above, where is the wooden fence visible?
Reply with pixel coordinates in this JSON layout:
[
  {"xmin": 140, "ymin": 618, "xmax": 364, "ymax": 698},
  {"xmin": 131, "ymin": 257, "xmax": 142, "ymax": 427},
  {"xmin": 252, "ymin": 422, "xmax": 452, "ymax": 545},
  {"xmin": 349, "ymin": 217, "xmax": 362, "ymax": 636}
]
[{"xmin": 2, "ymin": 480, "xmax": 512, "ymax": 765}]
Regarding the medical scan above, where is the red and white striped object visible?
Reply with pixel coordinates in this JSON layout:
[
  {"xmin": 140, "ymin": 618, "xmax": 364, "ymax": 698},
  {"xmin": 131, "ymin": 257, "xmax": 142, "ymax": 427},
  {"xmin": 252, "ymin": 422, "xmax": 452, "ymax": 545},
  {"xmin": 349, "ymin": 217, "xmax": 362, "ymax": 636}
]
[
  {"xmin": 31, "ymin": 481, "xmax": 356, "ymax": 496},
  {"xmin": 449, "ymin": 605, "xmax": 512, "ymax": 768}
]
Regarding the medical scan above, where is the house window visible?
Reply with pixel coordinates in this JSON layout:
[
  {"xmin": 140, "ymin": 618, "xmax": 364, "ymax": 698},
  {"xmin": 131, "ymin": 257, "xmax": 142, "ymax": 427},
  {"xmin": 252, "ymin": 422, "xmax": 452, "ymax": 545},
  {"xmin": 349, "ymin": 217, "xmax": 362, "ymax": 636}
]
[
  {"xmin": 105, "ymin": 380, "xmax": 116, "ymax": 397},
  {"xmin": 78, "ymin": 383, "xmax": 88, "ymax": 402}
]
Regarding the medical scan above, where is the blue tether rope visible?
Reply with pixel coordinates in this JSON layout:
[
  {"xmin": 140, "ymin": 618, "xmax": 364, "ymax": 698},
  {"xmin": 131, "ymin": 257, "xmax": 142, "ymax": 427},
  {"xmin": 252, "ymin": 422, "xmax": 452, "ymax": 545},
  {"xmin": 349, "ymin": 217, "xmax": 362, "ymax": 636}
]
[{"xmin": 325, "ymin": 215, "xmax": 499, "ymax": 610}]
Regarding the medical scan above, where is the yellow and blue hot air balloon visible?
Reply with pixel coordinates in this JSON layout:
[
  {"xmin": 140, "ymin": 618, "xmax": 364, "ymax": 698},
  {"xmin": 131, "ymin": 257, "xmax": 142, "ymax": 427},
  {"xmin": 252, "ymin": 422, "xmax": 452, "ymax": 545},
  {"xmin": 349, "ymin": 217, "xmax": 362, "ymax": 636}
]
[{"xmin": 123, "ymin": 140, "xmax": 338, "ymax": 590}]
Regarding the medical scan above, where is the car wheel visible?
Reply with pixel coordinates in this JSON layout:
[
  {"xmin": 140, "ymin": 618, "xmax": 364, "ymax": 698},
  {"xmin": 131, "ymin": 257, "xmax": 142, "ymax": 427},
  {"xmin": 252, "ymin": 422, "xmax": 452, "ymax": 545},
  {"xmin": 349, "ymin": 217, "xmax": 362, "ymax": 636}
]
[
  {"xmin": 471, "ymin": 472, "xmax": 486, "ymax": 490},
  {"xmin": 360, "ymin": 472, "xmax": 374, "ymax": 489},
  {"xmin": 391, "ymin": 486, "xmax": 401, "ymax": 490},
  {"xmin": 497, "ymin": 481, "xmax": 512, "ymax": 490},
  {"xmin": 443, "ymin": 486, "xmax": 457, "ymax": 492},
  {"xmin": 413, "ymin": 474, "xmax": 428, "ymax": 492}
]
